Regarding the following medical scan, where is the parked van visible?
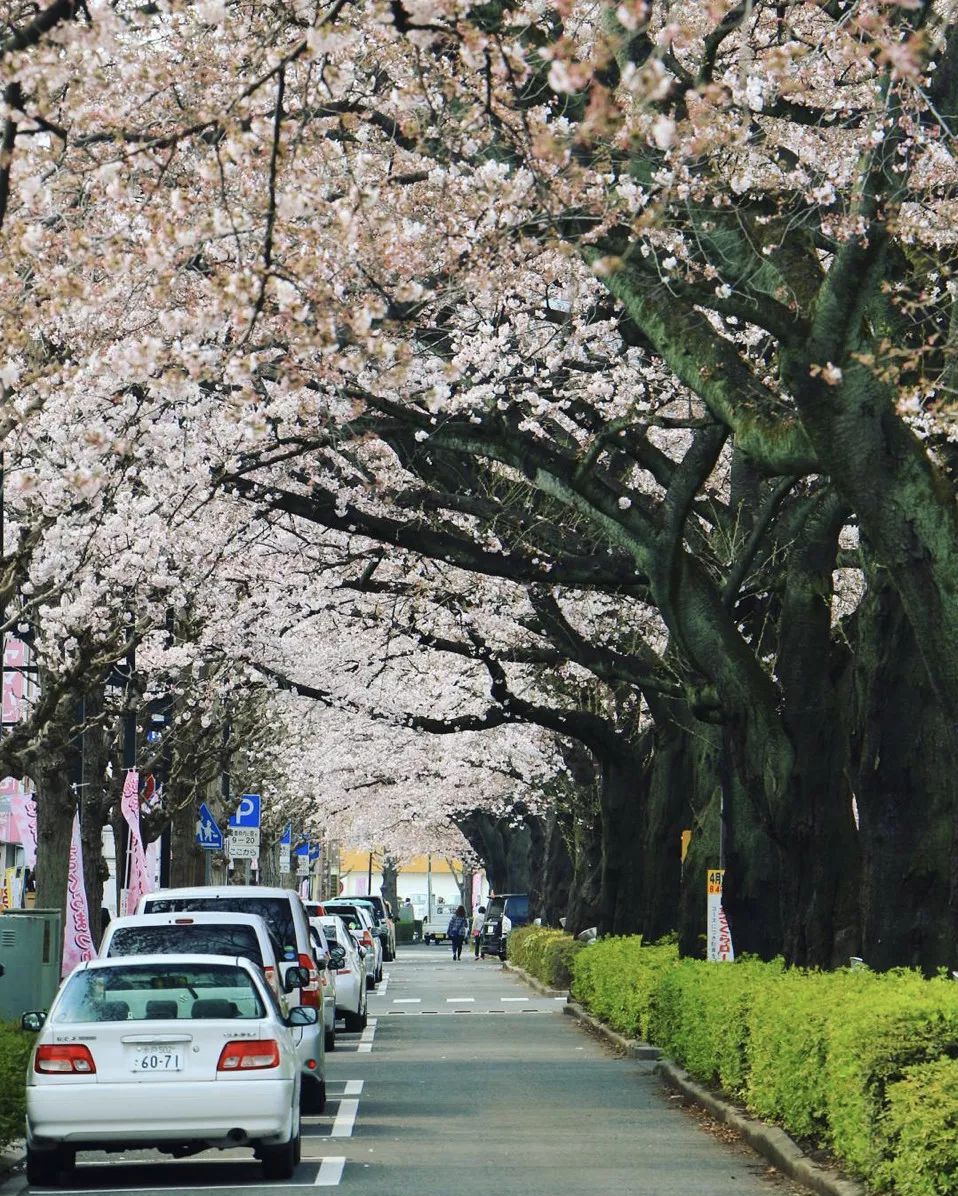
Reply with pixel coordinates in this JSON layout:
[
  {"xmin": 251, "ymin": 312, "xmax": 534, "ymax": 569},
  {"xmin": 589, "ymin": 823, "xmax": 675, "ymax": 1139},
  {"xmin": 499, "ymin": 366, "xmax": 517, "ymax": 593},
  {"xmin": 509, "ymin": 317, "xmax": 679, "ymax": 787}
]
[
  {"xmin": 480, "ymin": 894, "xmax": 531, "ymax": 959},
  {"xmin": 136, "ymin": 886, "xmax": 327, "ymax": 1111}
]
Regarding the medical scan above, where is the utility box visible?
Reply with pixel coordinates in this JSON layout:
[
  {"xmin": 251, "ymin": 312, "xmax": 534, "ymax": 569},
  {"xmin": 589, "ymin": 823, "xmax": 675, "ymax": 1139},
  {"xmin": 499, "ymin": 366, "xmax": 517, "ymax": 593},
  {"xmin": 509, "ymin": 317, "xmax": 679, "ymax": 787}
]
[{"xmin": 0, "ymin": 909, "xmax": 63, "ymax": 1020}]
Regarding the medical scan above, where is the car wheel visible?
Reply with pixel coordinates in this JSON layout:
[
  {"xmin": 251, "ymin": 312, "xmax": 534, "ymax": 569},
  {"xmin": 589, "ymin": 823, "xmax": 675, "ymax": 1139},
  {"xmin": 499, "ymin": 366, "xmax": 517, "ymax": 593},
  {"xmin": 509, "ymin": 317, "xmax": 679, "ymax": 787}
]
[
  {"xmin": 26, "ymin": 1146, "xmax": 64, "ymax": 1188},
  {"xmin": 366, "ymin": 972, "xmax": 376, "ymax": 990},
  {"xmin": 376, "ymin": 964, "xmax": 383, "ymax": 983},
  {"xmin": 301, "ymin": 1075, "xmax": 327, "ymax": 1115},
  {"xmin": 324, "ymin": 1025, "xmax": 336, "ymax": 1051},
  {"xmin": 261, "ymin": 1129, "xmax": 298, "ymax": 1181}
]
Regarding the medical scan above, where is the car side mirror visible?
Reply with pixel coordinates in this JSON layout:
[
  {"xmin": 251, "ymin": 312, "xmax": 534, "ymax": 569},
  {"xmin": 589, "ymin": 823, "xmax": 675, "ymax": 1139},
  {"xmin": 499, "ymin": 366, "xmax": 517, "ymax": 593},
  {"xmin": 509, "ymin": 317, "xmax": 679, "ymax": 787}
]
[
  {"xmin": 287, "ymin": 1006, "xmax": 319, "ymax": 1026},
  {"xmin": 329, "ymin": 946, "xmax": 346, "ymax": 968},
  {"xmin": 21, "ymin": 1011, "xmax": 46, "ymax": 1032},
  {"xmin": 283, "ymin": 966, "xmax": 310, "ymax": 993},
  {"xmin": 357, "ymin": 946, "xmax": 368, "ymax": 959}
]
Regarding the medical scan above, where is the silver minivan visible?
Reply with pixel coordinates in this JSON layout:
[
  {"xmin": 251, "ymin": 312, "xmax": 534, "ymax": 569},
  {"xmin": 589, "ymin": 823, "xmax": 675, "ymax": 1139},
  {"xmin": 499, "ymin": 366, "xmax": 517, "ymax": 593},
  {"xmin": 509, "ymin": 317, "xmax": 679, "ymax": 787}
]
[{"xmin": 137, "ymin": 886, "xmax": 327, "ymax": 1111}]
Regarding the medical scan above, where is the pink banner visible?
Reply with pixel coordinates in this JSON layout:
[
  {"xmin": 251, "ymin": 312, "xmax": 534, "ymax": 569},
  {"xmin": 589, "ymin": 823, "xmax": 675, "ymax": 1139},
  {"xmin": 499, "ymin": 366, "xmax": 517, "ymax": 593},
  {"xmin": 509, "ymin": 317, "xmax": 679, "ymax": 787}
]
[
  {"xmin": 62, "ymin": 812, "xmax": 95, "ymax": 976},
  {"xmin": 8, "ymin": 789, "xmax": 37, "ymax": 869},
  {"xmin": 120, "ymin": 769, "xmax": 150, "ymax": 916}
]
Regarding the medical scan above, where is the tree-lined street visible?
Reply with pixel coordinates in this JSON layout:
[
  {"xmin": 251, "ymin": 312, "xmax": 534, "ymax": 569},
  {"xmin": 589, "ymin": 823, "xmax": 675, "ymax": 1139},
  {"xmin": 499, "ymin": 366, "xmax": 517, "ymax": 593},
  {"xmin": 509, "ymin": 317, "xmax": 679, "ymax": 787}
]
[{"xmin": 2, "ymin": 953, "xmax": 804, "ymax": 1196}]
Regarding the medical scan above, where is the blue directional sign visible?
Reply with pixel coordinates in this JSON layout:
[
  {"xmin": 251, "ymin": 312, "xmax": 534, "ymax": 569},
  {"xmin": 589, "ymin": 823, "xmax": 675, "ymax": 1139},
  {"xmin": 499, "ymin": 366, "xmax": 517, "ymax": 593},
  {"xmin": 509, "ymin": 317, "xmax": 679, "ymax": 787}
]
[
  {"xmin": 229, "ymin": 793, "xmax": 261, "ymax": 829},
  {"xmin": 196, "ymin": 803, "xmax": 224, "ymax": 850},
  {"xmin": 280, "ymin": 822, "xmax": 292, "ymax": 847}
]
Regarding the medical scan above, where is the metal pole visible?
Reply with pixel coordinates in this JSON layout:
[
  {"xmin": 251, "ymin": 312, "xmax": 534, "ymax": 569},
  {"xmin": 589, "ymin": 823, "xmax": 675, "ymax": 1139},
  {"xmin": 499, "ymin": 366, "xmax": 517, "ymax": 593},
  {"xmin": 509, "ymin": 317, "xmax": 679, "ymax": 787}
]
[{"xmin": 367, "ymin": 851, "xmax": 373, "ymax": 895}]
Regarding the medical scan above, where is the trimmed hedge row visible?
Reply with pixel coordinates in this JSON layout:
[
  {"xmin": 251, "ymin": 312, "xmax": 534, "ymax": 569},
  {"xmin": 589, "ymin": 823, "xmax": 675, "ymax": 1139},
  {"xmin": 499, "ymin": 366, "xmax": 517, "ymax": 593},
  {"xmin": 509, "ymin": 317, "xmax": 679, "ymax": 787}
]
[
  {"xmin": 507, "ymin": 925, "xmax": 585, "ymax": 988},
  {"xmin": 0, "ymin": 1021, "xmax": 31, "ymax": 1152},
  {"xmin": 516, "ymin": 928, "xmax": 958, "ymax": 1194}
]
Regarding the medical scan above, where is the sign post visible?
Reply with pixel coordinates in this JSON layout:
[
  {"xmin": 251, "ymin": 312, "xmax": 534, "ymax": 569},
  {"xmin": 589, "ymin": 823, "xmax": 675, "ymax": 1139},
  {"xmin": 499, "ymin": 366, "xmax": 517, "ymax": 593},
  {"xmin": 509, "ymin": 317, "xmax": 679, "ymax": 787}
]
[{"xmin": 279, "ymin": 822, "xmax": 292, "ymax": 873}]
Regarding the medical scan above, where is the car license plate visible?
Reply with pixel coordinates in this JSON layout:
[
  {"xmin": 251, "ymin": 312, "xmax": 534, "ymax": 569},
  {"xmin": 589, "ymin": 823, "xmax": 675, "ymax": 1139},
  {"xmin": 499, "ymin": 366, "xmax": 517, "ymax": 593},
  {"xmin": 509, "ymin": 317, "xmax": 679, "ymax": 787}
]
[{"xmin": 132, "ymin": 1049, "xmax": 183, "ymax": 1072}]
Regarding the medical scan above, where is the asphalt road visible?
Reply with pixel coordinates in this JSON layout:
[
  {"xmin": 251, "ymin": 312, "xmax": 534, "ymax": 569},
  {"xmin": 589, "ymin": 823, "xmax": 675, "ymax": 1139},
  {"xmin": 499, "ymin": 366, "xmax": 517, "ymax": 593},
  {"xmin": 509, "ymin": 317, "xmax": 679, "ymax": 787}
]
[{"xmin": 4, "ymin": 946, "xmax": 804, "ymax": 1196}]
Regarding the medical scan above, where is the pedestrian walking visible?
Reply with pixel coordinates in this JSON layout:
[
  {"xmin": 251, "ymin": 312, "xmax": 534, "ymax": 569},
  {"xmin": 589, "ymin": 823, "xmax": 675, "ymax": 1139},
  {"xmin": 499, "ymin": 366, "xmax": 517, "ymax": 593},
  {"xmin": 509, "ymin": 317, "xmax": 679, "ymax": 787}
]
[
  {"xmin": 471, "ymin": 905, "xmax": 486, "ymax": 958},
  {"xmin": 447, "ymin": 905, "xmax": 469, "ymax": 959}
]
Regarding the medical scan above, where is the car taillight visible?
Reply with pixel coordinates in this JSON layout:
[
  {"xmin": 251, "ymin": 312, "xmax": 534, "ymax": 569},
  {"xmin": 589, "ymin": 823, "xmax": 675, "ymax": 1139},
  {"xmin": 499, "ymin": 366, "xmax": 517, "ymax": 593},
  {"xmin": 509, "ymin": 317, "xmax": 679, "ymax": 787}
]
[
  {"xmin": 502, "ymin": 915, "xmax": 512, "ymax": 933},
  {"xmin": 35, "ymin": 1044, "xmax": 96, "ymax": 1074},
  {"xmin": 337, "ymin": 968, "xmax": 352, "ymax": 975},
  {"xmin": 264, "ymin": 965, "xmax": 277, "ymax": 990},
  {"xmin": 298, "ymin": 953, "xmax": 320, "ymax": 1007},
  {"xmin": 361, "ymin": 930, "xmax": 374, "ymax": 949},
  {"xmin": 217, "ymin": 1040, "xmax": 280, "ymax": 1071}
]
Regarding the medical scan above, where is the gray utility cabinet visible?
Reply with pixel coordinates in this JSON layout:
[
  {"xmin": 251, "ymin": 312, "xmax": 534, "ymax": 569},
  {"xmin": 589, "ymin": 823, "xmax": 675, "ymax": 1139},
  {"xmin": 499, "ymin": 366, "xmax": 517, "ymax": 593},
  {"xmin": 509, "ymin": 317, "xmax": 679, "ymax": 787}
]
[{"xmin": 0, "ymin": 909, "xmax": 62, "ymax": 1020}]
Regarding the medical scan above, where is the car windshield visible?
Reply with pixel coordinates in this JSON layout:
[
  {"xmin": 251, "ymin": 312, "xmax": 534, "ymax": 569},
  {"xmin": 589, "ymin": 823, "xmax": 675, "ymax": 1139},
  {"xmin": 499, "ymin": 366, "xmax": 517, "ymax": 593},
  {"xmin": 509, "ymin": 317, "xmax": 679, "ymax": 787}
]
[
  {"xmin": 324, "ymin": 908, "xmax": 365, "ymax": 932},
  {"xmin": 484, "ymin": 898, "xmax": 505, "ymax": 920},
  {"xmin": 144, "ymin": 897, "xmax": 297, "ymax": 958},
  {"xmin": 107, "ymin": 925, "xmax": 264, "ymax": 967},
  {"xmin": 54, "ymin": 963, "xmax": 266, "ymax": 1023},
  {"xmin": 333, "ymin": 900, "xmax": 381, "ymax": 925}
]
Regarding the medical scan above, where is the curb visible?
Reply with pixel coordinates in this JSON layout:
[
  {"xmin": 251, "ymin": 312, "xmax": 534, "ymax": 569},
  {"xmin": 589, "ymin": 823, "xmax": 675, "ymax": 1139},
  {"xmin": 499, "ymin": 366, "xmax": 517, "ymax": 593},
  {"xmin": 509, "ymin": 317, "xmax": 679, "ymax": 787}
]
[
  {"xmin": 0, "ymin": 1143, "xmax": 24, "ymax": 1191},
  {"xmin": 501, "ymin": 961, "xmax": 568, "ymax": 1000},
  {"xmin": 655, "ymin": 1062, "xmax": 866, "ymax": 1196},
  {"xmin": 562, "ymin": 1001, "xmax": 662, "ymax": 1060}
]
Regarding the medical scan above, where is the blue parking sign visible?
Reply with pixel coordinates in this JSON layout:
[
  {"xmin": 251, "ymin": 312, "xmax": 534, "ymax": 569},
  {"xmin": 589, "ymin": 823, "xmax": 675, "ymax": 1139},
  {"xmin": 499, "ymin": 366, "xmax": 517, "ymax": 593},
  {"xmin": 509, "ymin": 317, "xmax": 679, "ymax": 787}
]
[{"xmin": 229, "ymin": 794, "xmax": 261, "ymax": 829}]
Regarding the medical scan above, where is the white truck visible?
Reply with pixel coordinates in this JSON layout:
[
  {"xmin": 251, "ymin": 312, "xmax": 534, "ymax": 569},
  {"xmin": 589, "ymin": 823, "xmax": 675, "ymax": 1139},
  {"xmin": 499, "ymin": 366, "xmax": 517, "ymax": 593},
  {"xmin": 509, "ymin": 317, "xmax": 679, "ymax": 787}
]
[{"xmin": 421, "ymin": 897, "xmax": 456, "ymax": 944}]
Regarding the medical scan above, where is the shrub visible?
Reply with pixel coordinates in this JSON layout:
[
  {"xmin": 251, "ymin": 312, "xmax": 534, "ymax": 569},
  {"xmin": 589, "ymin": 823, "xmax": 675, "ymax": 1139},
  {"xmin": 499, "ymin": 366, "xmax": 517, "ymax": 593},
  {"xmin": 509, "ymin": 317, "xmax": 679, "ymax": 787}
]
[
  {"xmin": 571, "ymin": 936, "xmax": 678, "ymax": 1040},
  {"xmin": 650, "ymin": 956, "xmax": 779, "ymax": 1097},
  {"xmin": 507, "ymin": 926, "xmax": 583, "ymax": 988},
  {"xmin": 884, "ymin": 1057, "xmax": 958, "ymax": 1196},
  {"xmin": 0, "ymin": 1021, "xmax": 31, "ymax": 1151},
  {"xmin": 823, "ymin": 971, "xmax": 958, "ymax": 1180}
]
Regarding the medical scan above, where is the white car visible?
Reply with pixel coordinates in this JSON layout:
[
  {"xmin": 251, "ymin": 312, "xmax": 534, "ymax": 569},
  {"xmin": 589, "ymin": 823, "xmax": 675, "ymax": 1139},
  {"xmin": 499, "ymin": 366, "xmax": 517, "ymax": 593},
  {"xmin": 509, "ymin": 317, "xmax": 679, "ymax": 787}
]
[
  {"xmin": 22, "ymin": 954, "xmax": 314, "ymax": 1186},
  {"xmin": 306, "ymin": 920, "xmax": 341, "ymax": 1051},
  {"xmin": 312, "ymin": 916, "xmax": 368, "ymax": 1031},
  {"xmin": 318, "ymin": 902, "xmax": 383, "ymax": 987}
]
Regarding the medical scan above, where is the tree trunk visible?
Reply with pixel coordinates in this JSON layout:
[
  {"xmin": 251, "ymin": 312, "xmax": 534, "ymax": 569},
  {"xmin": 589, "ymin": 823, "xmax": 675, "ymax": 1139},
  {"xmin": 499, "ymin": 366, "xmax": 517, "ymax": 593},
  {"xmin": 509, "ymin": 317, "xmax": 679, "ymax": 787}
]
[
  {"xmin": 851, "ymin": 569, "xmax": 958, "ymax": 971},
  {"xmin": 170, "ymin": 785, "xmax": 206, "ymax": 887},
  {"xmin": 381, "ymin": 855, "xmax": 399, "ymax": 912},
  {"xmin": 33, "ymin": 751, "xmax": 76, "ymax": 919},
  {"xmin": 597, "ymin": 747, "xmax": 647, "ymax": 936},
  {"xmin": 80, "ymin": 688, "xmax": 111, "ymax": 948}
]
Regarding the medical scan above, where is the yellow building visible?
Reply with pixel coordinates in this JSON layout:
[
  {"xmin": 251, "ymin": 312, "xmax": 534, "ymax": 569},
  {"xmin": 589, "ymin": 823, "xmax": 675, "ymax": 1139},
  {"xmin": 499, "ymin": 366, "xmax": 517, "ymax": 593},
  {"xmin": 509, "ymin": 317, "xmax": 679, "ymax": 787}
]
[{"xmin": 337, "ymin": 851, "xmax": 487, "ymax": 916}]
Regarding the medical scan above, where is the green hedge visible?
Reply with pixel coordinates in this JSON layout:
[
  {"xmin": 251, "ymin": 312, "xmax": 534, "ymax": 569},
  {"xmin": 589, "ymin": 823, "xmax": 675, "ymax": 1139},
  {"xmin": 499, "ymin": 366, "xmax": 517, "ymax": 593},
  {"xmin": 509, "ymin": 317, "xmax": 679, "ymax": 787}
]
[
  {"xmin": 571, "ymin": 935, "xmax": 678, "ymax": 1040},
  {"xmin": 507, "ymin": 925, "xmax": 584, "ymax": 988},
  {"xmin": 0, "ymin": 1021, "xmax": 31, "ymax": 1151},
  {"xmin": 555, "ymin": 934, "xmax": 958, "ymax": 1192}
]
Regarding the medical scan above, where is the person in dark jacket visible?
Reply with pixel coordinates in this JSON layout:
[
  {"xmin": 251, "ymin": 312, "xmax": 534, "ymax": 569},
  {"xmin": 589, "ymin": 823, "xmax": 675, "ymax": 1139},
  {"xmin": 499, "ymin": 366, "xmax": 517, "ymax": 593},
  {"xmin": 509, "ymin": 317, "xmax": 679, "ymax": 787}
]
[{"xmin": 447, "ymin": 905, "xmax": 469, "ymax": 960}]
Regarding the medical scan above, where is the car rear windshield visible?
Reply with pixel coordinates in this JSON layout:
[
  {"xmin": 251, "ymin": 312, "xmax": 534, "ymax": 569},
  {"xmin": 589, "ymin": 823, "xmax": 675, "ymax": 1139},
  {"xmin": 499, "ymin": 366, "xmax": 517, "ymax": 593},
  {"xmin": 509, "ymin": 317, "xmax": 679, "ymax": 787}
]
[
  {"xmin": 484, "ymin": 898, "xmax": 504, "ymax": 920},
  {"xmin": 323, "ymin": 907, "xmax": 365, "ymax": 933},
  {"xmin": 334, "ymin": 899, "xmax": 382, "ymax": 925},
  {"xmin": 143, "ymin": 897, "xmax": 298, "ymax": 958},
  {"xmin": 106, "ymin": 924, "xmax": 264, "ymax": 968},
  {"xmin": 54, "ymin": 963, "xmax": 266, "ymax": 1023},
  {"xmin": 504, "ymin": 895, "xmax": 530, "ymax": 921}
]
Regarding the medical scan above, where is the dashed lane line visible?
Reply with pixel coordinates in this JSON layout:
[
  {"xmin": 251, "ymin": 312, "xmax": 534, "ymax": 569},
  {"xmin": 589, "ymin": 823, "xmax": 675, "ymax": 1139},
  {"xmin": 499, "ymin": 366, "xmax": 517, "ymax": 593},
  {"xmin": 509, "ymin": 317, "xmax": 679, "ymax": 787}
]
[{"xmin": 446, "ymin": 997, "xmax": 475, "ymax": 1002}]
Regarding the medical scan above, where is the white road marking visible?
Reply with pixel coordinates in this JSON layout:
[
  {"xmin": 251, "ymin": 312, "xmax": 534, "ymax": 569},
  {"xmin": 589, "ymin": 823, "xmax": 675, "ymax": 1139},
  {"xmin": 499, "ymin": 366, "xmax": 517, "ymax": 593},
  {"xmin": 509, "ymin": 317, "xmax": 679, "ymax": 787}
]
[
  {"xmin": 446, "ymin": 996, "xmax": 475, "ymax": 1002},
  {"xmin": 344, "ymin": 1079, "xmax": 364, "ymax": 1096},
  {"xmin": 330, "ymin": 1099, "xmax": 359, "ymax": 1138},
  {"xmin": 500, "ymin": 996, "xmax": 529, "ymax": 1002},
  {"xmin": 358, "ymin": 1016, "xmax": 378, "ymax": 1053},
  {"xmin": 393, "ymin": 997, "xmax": 421, "ymax": 1003},
  {"xmin": 313, "ymin": 1157, "xmax": 346, "ymax": 1186}
]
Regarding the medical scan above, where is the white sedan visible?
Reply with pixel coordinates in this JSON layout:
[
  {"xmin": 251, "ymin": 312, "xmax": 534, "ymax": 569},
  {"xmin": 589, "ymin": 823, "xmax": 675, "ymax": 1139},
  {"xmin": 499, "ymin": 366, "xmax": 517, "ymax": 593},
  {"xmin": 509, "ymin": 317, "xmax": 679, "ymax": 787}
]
[
  {"xmin": 312, "ymin": 915, "xmax": 368, "ymax": 1031},
  {"xmin": 22, "ymin": 954, "xmax": 315, "ymax": 1186}
]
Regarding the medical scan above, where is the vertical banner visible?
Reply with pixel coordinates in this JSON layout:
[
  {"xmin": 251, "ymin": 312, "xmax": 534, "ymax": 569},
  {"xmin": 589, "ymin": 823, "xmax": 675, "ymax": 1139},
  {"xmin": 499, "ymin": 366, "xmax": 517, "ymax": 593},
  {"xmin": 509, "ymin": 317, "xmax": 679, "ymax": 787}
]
[
  {"xmin": 63, "ymin": 812, "xmax": 95, "ymax": 975},
  {"xmin": 706, "ymin": 868, "xmax": 735, "ymax": 962},
  {"xmin": 120, "ymin": 769, "xmax": 149, "ymax": 916},
  {"xmin": 8, "ymin": 788, "xmax": 37, "ymax": 869}
]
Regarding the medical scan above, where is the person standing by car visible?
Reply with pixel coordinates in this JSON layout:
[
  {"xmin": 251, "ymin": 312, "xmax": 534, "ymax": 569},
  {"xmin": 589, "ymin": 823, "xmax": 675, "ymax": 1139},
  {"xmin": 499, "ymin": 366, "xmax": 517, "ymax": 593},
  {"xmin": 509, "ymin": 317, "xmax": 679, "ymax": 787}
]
[
  {"xmin": 447, "ymin": 905, "xmax": 469, "ymax": 960},
  {"xmin": 471, "ymin": 905, "xmax": 486, "ymax": 959}
]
